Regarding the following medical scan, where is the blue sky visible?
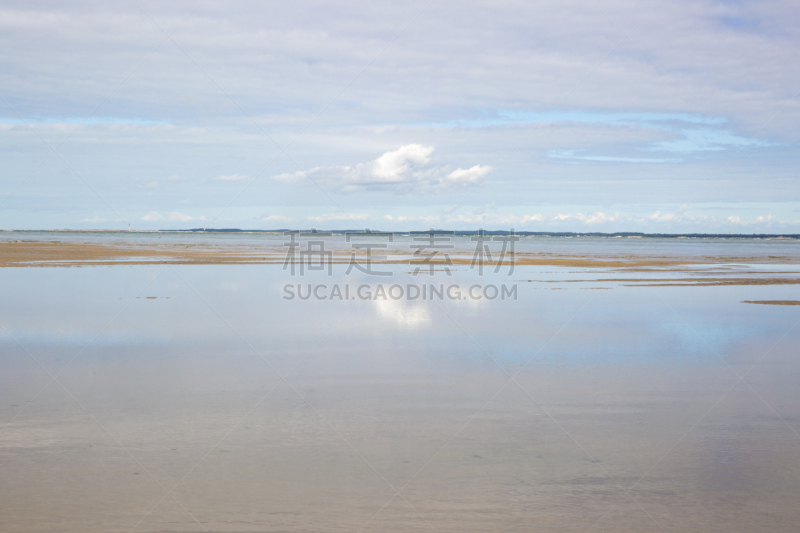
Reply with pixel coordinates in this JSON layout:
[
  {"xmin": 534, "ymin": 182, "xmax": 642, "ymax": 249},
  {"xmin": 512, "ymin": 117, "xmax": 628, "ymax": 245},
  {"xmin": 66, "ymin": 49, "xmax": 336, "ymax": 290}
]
[{"xmin": 1, "ymin": 0, "xmax": 798, "ymax": 231}]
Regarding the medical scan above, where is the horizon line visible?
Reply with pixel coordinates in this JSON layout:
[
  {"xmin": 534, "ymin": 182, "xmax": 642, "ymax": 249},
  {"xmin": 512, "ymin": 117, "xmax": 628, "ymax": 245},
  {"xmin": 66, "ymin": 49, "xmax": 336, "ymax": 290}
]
[{"xmin": 2, "ymin": 229, "xmax": 799, "ymax": 239}]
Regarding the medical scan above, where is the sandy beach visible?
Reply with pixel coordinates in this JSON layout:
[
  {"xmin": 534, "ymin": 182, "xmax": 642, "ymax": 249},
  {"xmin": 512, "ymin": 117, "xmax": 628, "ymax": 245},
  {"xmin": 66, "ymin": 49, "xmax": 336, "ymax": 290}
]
[
  {"xmin": 3, "ymin": 238, "xmax": 799, "ymax": 291},
  {"xmin": 2, "ymin": 238, "xmax": 798, "ymax": 269}
]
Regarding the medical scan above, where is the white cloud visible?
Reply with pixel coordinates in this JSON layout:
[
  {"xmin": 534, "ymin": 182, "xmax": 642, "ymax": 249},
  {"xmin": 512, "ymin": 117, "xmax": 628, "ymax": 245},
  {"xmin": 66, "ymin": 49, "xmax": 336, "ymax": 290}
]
[
  {"xmin": 168, "ymin": 211, "xmax": 206, "ymax": 222},
  {"xmin": 307, "ymin": 213, "xmax": 369, "ymax": 222},
  {"xmin": 167, "ymin": 175, "xmax": 182, "ymax": 181},
  {"xmin": 648, "ymin": 211, "xmax": 677, "ymax": 222},
  {"xmin": 548, "ymin": 149, "xmax": 678, "ymax": 163},
  {"xmin": 141, "ymin": 211, "xmax": 163, "ymax": 221},
  {"xmin": 141, "ymin": 211, "xmax": 207, "ymax": 222},
  {"xmin": 215, "ymin": 174, "xmax": 249, "ymax": 182},
  {"xmin": 81, "ymin": 216, "xmax": 107, "ymax": 223},
  {"xmin": 728, "ymin": 214, "xmax": 775, "ymax": 226},
  {"xmin": 521, "ymin": 214, "xmax": 545, "ymax": 223},
  {"xmin": 646, "ymin": 205, "xmax": 711, "ymax": 225},
  {"xmin": 384, "ymin": 214, "xmax": 441, "ymax": 223},
  {"xmin": 263, "ymin": 215, "xmax": 292, "ymax": 222},
  {"xmin": 274, "ymin": 144, "xmax": 492, "ymax": 194},
  {"xmin": 381, "ymin": 212, "xmax": 545, "ymax": 227},
  {"xmin": 442, "ymin": 165, "xmax": 493, "ymax": 186},
  {"xmin": 451, "ymin": 212, "xmax": 547, "ymax": 226},
  {"xmin": 553, "ymin": 212, "xmax": 620, "ymax": 224}
]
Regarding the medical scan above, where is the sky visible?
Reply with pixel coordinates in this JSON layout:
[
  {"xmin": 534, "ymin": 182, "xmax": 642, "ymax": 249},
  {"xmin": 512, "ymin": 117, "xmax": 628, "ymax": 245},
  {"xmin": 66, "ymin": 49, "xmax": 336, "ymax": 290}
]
[{"xmin": 0, "ymin": 0, "xmax": 798, "ymax": 232}]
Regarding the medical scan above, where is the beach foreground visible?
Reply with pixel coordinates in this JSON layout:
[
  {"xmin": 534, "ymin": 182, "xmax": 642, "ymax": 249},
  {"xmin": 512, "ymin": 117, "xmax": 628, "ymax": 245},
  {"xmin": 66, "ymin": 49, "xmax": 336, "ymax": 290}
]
[{"xmin": 1, "ymin": 233, "xmax": 799, "ymax": 532}]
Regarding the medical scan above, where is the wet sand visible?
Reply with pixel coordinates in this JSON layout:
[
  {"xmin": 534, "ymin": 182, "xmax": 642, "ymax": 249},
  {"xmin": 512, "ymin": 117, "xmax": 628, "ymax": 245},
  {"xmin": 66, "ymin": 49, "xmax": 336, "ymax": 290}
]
[
  {"xmin": 1, "ymin": 240, "xmax": 798, "ymax": 269},
  {"xmin": 742, "ymin": 300, "xmax": 800, "ymax": 305}
]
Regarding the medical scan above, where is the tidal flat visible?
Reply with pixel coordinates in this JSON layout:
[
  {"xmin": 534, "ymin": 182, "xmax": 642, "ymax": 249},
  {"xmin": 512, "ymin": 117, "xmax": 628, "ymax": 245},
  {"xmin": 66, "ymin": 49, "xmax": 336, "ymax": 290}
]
[{"xmin": 1, "ymin": 232, "xmax": 799, "ymax": 532}]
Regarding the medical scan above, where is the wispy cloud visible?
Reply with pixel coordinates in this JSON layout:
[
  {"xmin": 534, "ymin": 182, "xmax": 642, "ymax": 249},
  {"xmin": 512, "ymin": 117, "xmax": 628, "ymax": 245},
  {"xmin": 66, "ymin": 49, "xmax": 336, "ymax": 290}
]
[
  {"xmin": 649, "ymin": 129, "xmax": 773, "ymax": 154},
  {"xmin": 307, "ymin": 213, "xmax": 369, "ymax": 222},
  {"xmin": 727, "ymin": 214, "xmax": 776, "ymax": 225},
  {"xmin": 647, "ymin": 205, "xmax": 710, "ymax": 224},
  {"xmin": 141, "ymin": 211, "xmax": 207, "ymax": 222},
  {"xmin": 384, "ymin": 214, "xmax": 441, "ymax": 224},
  {"xmin": 1, "ymin": 2, "xmax": 798, "ymax": 231},
  {"xmin": 553, "ymin": 212, "xmax": 620, "ymax": 224},
  {"xmin": 548, "ymin": 150, "xmax": 678, "ymax": 164}
]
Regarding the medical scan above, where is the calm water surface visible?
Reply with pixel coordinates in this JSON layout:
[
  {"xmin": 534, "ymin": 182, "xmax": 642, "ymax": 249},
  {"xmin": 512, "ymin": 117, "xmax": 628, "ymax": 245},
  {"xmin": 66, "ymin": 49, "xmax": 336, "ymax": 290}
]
[{"xmin": 1, "ymin": 236, "xmax": 799, "ymax": 532}]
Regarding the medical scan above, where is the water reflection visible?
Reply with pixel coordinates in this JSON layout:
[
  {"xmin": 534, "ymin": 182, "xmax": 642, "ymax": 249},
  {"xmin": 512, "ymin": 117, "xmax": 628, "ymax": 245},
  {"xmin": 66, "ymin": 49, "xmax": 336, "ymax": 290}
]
[{"xmin": 1, "ymin": 260, "xmax": 799, "ymax": 532}]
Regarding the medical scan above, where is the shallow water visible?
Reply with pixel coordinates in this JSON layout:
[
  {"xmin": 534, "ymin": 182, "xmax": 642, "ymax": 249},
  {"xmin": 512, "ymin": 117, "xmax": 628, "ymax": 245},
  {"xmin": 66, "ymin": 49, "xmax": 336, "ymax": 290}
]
[
  {"xmin": 3, "ymin": 229, "xmax": 800, "ymax": 260},
  {"xmin": 1, "ymin": 240, "xmax": 799, "ymax": 532}
]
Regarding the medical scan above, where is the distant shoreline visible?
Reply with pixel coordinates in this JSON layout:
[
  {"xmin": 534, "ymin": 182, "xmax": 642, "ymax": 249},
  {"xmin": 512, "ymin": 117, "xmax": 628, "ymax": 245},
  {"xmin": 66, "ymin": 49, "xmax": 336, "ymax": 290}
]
[{"xmin": 2, "ymin": 229, "xmax": 799, "ymax": 239}]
